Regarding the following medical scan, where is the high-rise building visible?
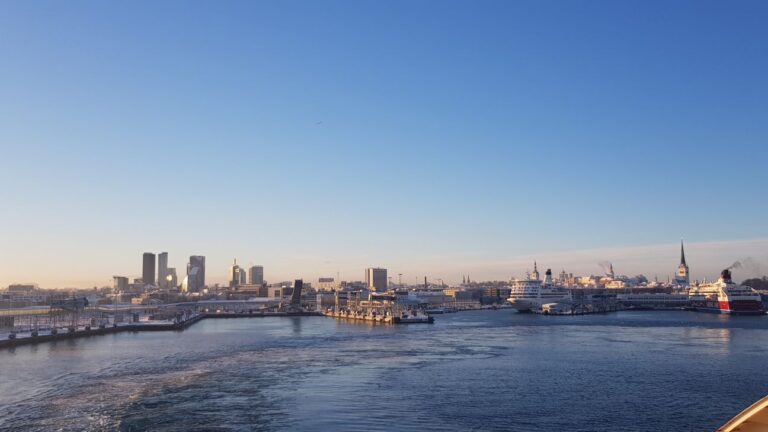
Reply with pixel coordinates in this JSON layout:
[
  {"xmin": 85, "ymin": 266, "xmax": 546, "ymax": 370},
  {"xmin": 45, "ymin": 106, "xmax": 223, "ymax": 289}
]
[
  {"xmin": 239, "ymin": 268, "xmax": 247, "ymax": 285},
  {"xmin": 158, "ymin": 252, "xmax": 169, "ymax": 289},
  {"xmin": 248, "ymin": 266, "xmax": 264, "ymax": 285},
  {"xmin": 142, "ymin": 252, "xmax": 156, "ymax": 286},
  {"xmin": 675, "ymin": 240, "xmax": 690, "ymax": 287},
  {"xmin": 229, "ymin": 259, "xmax": 241, "ymax": 288},
  {"xmin": 365, "ymin": 267, "xmax": 387, "ymax": 292},
  {"xmin": 187, "ymin": 255, "xmax": 206, "ymax": 291}
]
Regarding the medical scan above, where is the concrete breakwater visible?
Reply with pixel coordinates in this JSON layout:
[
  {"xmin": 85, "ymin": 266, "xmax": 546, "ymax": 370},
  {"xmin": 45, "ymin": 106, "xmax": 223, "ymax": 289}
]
[{"xmin": 0, "ymin": 311, "xmax": 321, "ymax": 350}]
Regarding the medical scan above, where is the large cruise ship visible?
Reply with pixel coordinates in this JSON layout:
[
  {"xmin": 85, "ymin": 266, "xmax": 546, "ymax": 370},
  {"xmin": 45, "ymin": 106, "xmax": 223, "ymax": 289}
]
[
  {"xmin": 507, "ymin": 264, "xmax": 572, "ymax": 313},
  {"xmin": 688, "ymin": 269, "xmax": 764, "ymax": 315}
]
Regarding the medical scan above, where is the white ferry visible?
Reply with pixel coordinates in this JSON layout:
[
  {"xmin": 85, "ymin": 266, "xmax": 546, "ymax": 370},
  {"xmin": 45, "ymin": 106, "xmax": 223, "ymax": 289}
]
[
  {"xmin": 394, "ymin": 309, "xmax": 434, "ymax": 324},
  {"xmin": 507, "ymin": 264, "xmax": 572, "ymax": 313},
  {"xmin": 688, "ymin": 269, "xmax": 764, "ymax": 315}
]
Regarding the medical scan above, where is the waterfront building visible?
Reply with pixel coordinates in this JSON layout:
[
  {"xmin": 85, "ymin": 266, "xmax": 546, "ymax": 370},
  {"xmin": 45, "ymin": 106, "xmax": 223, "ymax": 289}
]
[
  {"xmin": 113, "ymin": 276, "xmax": 129, "ymax": 292},
  {"xmin": 365, "ymin": 268, "xmax": 387, "ymax": 292},
  {"xmin": 248, "ymin": 265, "xmax": 264, "ymax": 285},
  {"xmin": 142, "ymin": 252, "xmax": 156, "ymax": 286},
  {"xmin": 234, "ymin": 284, "xmax": 268, "ymax": 297},
  {"xmin": 606, "ymin": 280, "xmax": 628, "ymax": 289},
  {"xmin": 186, "ymin": 256, "xmax": 206, "ymax": 292},
  {"xmin": 675, "ymin": 240, "xmax": 690, "ymax": 287},
  {"xmin": 158, "ymin": 252, "xmax": 169, "ymax": 289},
  {"xmin": 341, "ymin": 280, "xmax": 368, "ymax": 291},
  {"xmin": 484, "ymin": 286, "xmax": 512, "ymax": 298},
  {"xmin": 6, "ymin": 284, "xmax": 36, "ymax": 294},
  {"xmin": 317, "ymin": 277, "xmax": 339, "ymax": 291},
  {"xmin": 268, "ymin": 281, "xmax": 294, "ymax": 299}
]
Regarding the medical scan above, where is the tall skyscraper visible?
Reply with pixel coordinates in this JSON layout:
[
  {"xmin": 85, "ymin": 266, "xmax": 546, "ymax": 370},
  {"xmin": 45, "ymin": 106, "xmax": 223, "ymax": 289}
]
[
  {"xmin": 675, "ymin": 240, "xmax": 690, "ymax": 287},
  {"xmin": 157, "ymin": 252, "xmax": 168, "ymax": 289},
  {"xmin": 229, "ymin": 259, "xmax": 241, "ymax": 288},
  {"xmin": 248, "ymin": 265, "xmax": 264, "ymax": 285},
  {"xmin": 187, "ymin": 255, "xmax": 206, "ymax": 291},
  {"xmin": 142, "ymin": 252, "xmax": 156, "ymax": 286},
  {"xmin": 365, "ymin": 267, "xmax": 387, "ymax": 292}
]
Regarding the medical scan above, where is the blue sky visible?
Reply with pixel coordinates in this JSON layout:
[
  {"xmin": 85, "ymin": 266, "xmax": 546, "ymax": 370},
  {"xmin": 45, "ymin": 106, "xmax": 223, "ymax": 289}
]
[{"xmin": 1, "ymin": 0, "xmax": 767, "ymax": 287}]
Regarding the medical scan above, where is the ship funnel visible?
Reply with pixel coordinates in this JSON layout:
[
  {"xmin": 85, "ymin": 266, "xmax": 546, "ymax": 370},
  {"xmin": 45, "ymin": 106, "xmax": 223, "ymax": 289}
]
[{"xmin": 721, "ymin": 269, "xmax": 732, "ymax": 282}]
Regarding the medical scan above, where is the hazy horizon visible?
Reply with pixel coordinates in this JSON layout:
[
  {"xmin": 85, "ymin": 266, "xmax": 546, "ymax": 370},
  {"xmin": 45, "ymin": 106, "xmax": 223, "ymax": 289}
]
[
  {"xmin": 3, "ymin": 237, "xmax": 766, "ymax": 289},
  {"xmin": 2, "ymin": 1, "xmax": 767, "ymax": 289}
]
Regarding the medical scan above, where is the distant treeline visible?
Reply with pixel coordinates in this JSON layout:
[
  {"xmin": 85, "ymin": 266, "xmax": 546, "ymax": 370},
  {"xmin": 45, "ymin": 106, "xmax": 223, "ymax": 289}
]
[{"xmin": 743, "ymin": 277, "xmax": 768, "ymax": 290}]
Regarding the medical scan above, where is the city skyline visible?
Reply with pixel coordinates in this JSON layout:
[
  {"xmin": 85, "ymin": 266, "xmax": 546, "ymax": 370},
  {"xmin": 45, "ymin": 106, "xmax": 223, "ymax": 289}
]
[
  {"xmin": 2, "ymin": 237, "xmax": 766, "ymax": 289},
  {"xmin": 1, "ymin": 1, "xmax": 767, "ymax": 288}
]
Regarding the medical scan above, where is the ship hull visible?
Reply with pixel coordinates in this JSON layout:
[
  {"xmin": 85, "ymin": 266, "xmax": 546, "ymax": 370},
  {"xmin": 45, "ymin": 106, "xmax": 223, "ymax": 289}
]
[
  {"xmin": 690, "ymin": 301, "xmax": 765, "ymax": 315},
  {"xmin": 507, "ymin": 299, "xmax": 534, "ymax": 312},
  {"xmin": 393, "ymin": 316, "xmax": 434, "ymax": 324}
]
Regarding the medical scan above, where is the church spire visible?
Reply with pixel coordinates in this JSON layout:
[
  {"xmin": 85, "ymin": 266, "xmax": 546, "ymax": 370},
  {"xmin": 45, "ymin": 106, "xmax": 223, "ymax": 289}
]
[{"xmin": 680, "ymin": 240, "xmax": 686, "ymax": 266}]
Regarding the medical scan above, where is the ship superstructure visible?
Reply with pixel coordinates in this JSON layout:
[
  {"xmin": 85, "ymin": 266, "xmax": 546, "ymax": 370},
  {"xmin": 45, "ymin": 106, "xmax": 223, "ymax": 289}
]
[
  {"xmin": 507, "ymin": 263, "xmax": 572, "ymax": 312},
  {"xmin": 688, "ymin": 269, "xmax": 764, "ymax": 315}
]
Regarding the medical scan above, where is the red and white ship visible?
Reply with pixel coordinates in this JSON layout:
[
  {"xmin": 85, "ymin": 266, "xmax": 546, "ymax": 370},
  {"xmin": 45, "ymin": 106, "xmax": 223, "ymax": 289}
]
[{"xmin": 688, "ymin": 269, "xmax": 765, "ymax": 315}]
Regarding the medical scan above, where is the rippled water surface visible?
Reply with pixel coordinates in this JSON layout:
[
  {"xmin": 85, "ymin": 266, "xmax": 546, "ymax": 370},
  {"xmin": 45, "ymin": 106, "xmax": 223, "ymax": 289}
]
[{"xmin": 2, "ymin": 310, "xmax": 768, "ymax": 431}]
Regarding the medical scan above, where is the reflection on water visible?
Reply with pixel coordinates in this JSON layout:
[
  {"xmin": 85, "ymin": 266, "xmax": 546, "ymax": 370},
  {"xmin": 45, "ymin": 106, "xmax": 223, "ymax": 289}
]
[
  {"xmin": 290, "ymin": 316, "xmax": 302, "ymax": 335},
  {"xmin": 1, "ymin": 311, "xmax": 768, "ymax": 431}
]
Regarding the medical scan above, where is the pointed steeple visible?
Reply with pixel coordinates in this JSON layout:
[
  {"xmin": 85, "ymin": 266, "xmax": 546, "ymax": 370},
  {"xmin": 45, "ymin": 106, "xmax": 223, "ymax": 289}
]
[{"xmin": 680, "ymin": 240, "xmax": 686, "ymax": 266}]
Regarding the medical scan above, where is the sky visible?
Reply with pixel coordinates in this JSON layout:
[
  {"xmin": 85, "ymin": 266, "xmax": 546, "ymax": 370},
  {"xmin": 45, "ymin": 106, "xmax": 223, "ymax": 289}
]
[{"xmin": 0, "ymin": 0, "xmax": 767, "ymax": 288}]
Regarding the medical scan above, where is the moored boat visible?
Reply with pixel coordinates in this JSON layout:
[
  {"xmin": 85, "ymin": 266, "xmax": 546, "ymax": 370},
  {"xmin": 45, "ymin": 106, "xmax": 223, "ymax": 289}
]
[
  {"xmin": 393, "ymin": 309, "xmax": 434, "ymax": 324},
  {"xmin": 507, "ymin": 264, "xmax": 572, "ymax": 313},
  {"xmin": 688, "ymin": 269, "xmax": 764, "ymax": 315}
]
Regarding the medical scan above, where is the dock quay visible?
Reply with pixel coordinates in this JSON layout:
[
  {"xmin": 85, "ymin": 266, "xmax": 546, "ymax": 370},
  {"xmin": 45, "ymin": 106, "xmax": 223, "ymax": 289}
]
[
  {"xmin": 539, "ymin": 302, "xmax": 623, "ymax": 315},
  {"xmin": 0, "ymin": 309, "xmax": 321, "ymax": 350},
  {"xmin": 324, "ymin": 309, "xmax": 393, "ymax": 323},
  {"xmin": 323, "ymin": 309, "xmax": 434, "ymax": 324}
]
